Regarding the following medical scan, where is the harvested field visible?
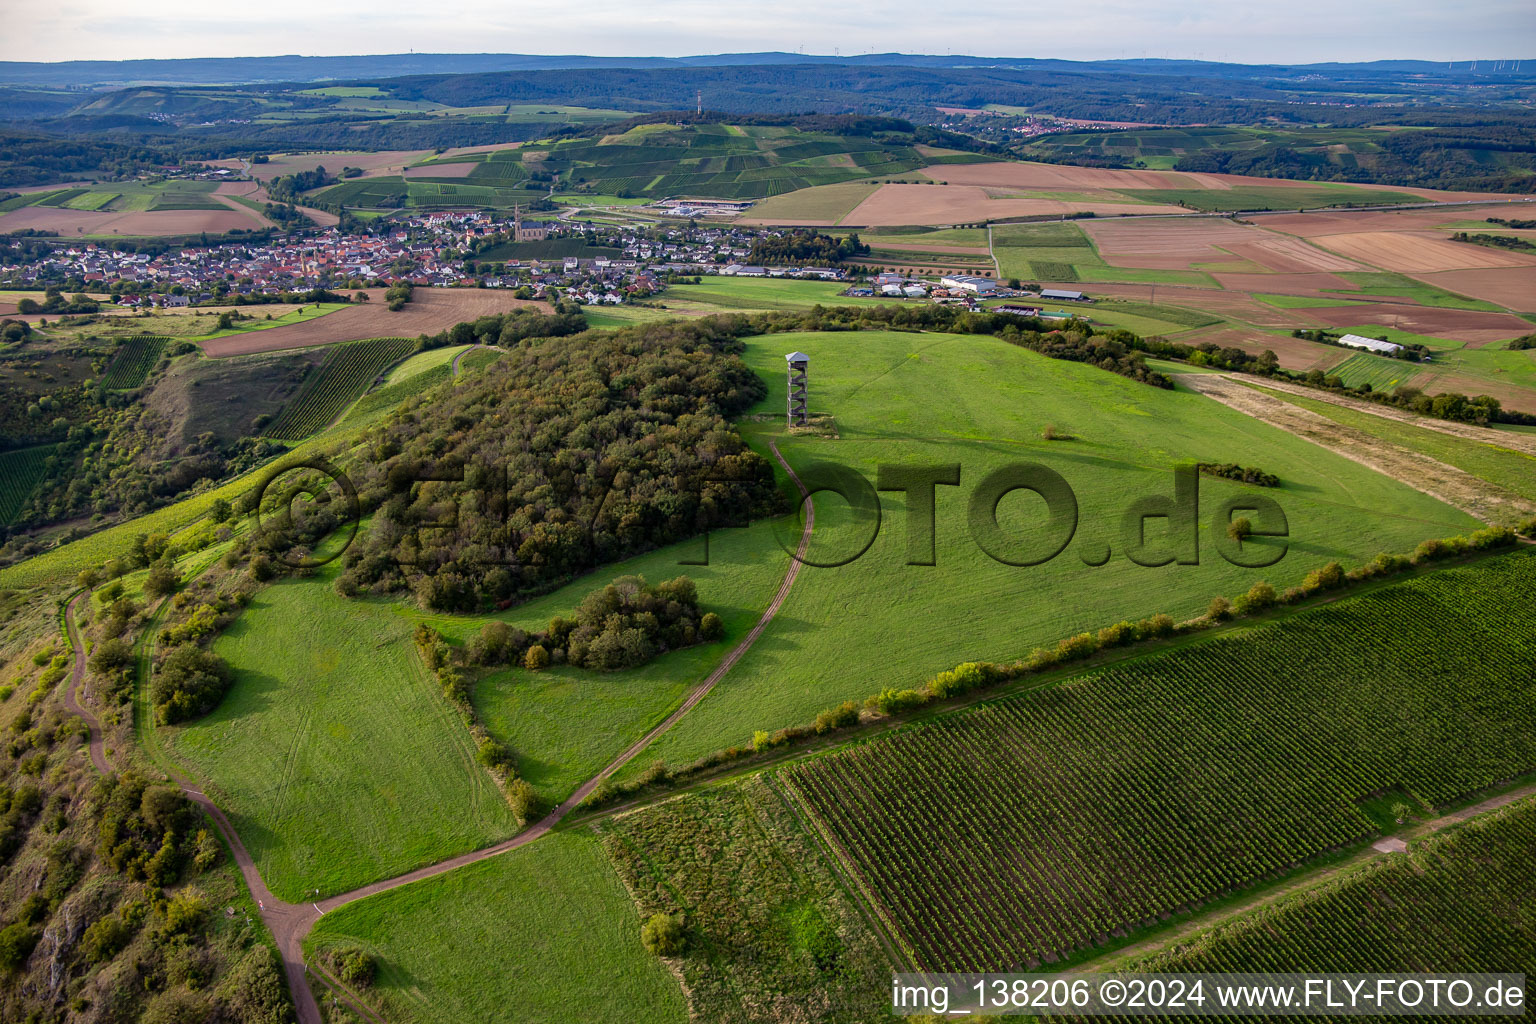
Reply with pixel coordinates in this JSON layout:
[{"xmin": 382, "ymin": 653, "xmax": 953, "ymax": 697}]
[
  {"xmin": 1258, "ymin": 206, "xmax": 1522, "ymax": 237},
  {"xmin": 0, "ymin": 203, "xmax": 269, "ymax": 237},
  {"xmin": 1177, "ymin": 325, "xmax": 1342, "ymax": 371},
  {"xmin": 866, "ymin": 240, "xmax": 991, "ymax": 255},
  {"xmin": 200, "ymin": 289, "xmax": 549, "ymax": 357},
  {"xmin": 923, "ymin": 162, "xmax": 1215, "ymax": 191},
  {"xmin": 403, "ymin": 163, "xmax": 479, "ymax": 179},
  {"xmin": 1081, "ymin": 217, "xmax": 1263, "ymax": 269},
  {"xmin": 1415, "ymin": 268, "xmax": 1536, "ymax": 312},
  {"xmin": 1312, "ymin": 231, "xmax": 1536, "ymax": 273},
  {"xmin": 1212, "ymin": 271, "xmax": 1361, "ymax": 294},
  {"xmin": 1300, "ymin": 303, "xmax": 1534, "ymax": 344},
  {"xmin": 1077, "ymin": 282, "xmax": 1312, "ymax": 329},
  {"xmin": 1225, "ymin": 233, "xmax": 1370, "ymax": 273},
  {"xmin": 839, "ymin": 183, "xmax": 1180, "ymax": 226},
  {"xmin": 1183, "ymin": 374, "xmax": 1536, "ymax": 523},
  {"xmin": 1411, "ymin": 372, "xmax": 1536, "ymax": 415},
  {"xmin": 246, "ymin": 150, "xmax": 430, "ymax": 182}
]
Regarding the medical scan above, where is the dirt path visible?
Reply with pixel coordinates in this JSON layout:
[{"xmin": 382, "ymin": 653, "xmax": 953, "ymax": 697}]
[
  {"xmin": 1076, "ymin": 783, "xmax": 1536, "ymax": 971},
  {"xmin": 449, "ymin": 343, "xmax": 491, "ymax": 377},
  {"xmin": 65, "ymin": 439, "xmax": 816, "ymax": 1024},
  {"xmin": 1235, "ymin": 374, "xmax": 1536, "ymax": 458},
  {"xmin": 62, "ymin": 592, "xmax": 111, "ymax": 775},
  {"xmin": 1182, "ymin": 372, "xmax": 1536, "ymax": 523}
]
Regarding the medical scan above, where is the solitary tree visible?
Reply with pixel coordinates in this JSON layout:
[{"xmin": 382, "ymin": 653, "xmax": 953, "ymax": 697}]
[{"xmin": 640, "ymin": 913, "xmax": 687, "ymax": 957}]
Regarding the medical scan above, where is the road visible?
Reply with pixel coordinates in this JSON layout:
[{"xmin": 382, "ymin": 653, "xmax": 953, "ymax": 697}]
[{"xmin": 62, "ymin": 439, "xmax": 815, "ymax": 1024}]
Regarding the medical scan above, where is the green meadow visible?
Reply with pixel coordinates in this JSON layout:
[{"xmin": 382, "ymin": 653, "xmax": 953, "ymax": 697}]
[
  {"xmin": 610, "ymin": 328, "xmax": 1477, "ymax": 779},
  {"xmin": 168, "ymin": 564, "xmax": 521, "ymax": 900},
  {"xmin": 305, "ymin": 831, "xmax": 684, "ymax": 1024}
]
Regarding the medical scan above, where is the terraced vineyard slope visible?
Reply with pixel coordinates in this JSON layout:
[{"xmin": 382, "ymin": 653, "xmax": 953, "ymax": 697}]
[{"xmin": 265, "ymin": 336, "xmax": 415, "ymax": 439}]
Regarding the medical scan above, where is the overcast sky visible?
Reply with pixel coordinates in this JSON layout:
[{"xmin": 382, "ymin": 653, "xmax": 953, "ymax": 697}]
[{"xmin": 4, "ymin": 0, "xmax": 1534, "ymax": 65}]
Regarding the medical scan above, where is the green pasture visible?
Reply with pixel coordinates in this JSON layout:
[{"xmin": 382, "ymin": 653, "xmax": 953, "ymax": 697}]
[
  {"xmin": 305, "ymin": 831, "xmax": 684, "ymax": 1024},
  {"xmin": 169, "ymin": 562, "xmax": 521, "ymax": 900},
  {"xmin": 1116, "ymin": 185, "xmax": 1422, "ymax": 213},
  {"xmin": 1327, "ymin": 272, "xmax": 1502, "ymax": 311},
  {"xmin": 610, "ymin": 328, "xmax": 1478, "ymax": 780},
  {"xmin": 660, "ymin": 277, "xmax": 884, "ymax": 311},
  {"xmin": 384, "ymin": 344, "xmax": 471, "ymax": 385}
]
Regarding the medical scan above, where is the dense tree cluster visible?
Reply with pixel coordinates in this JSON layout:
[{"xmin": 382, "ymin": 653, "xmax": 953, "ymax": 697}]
[
  {"xmin": 747, "ymin": 230, "xmax": 869, "ymax": 266},
  {"xmin": 556, "ymin": 575, "xmax": 721, "ymax": 671},
  {"xmin": 1196, "ymin": 462, "xmax": 1280, "ymax": 487},
  {"xmin": 335, "ymin": 318, "xmax": 782, "ymax": 611}
]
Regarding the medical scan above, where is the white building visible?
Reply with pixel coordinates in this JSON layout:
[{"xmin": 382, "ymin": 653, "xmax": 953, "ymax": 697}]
[
  {"xmin": 940, "ymin": 274, "xmax": 998, "ymax": 295},
  {"xmin": 1337, "ymin": 333, "xmax": 1404, "ymax": 355}
]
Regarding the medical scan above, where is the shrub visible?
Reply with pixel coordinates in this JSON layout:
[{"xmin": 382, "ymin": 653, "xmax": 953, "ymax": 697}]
[
  {"xmin": 82, "ymin": 913, "xmax": 133, "ymax": 962},
  {"xmin": 699, "ymin": 611, "xmax": 724, "ymax": 641},
  {"xmin": 1136, "ymin": 613, "xmax": 1176, "ymax": 639},
  {"xmin": 640, "ymin": 912, "xmax": 687, "ymax": 956},
  {"xmin": 1056, "ymin": 632, "xmax": 1098, "ymax": 661},
  {"xmin": 151, "ymin": 646, "xmax": 235, "ymax": 724},
  {"xmin": 339, "ymin": 950, "xmax": 376, "ymax": 986},
  {"xmin": 1303, "ymin": 561, "xmax": 1346, "ymax": 591},
  {"xmin": 813, "ymin": 700, "xmax": 860, "ymax": 734},
  {"xmin": 1096, "ymin": 621, "xmax": 1137, "ymax": 648},
  {"xmin": 0, "ymin": 922, "xmax": 39, "ymax": 970},
  {"xmin": 523, "ymin": 644, "xmax": 550, "ymax": 671},
  {"xmin": 868, "ymin": 687, "xmax": 928, "ymax": 714},
  {"xmin": 1228, "ymin": 516, "xmax": 1252, "ymax": 541},
  {"xmin": 1207, "ymin": 596, "xmax": 1232, "ymax": 621},
  {"xmin": 1232, "ymin": 581, "xmax": 1275, "ymax": 615}
]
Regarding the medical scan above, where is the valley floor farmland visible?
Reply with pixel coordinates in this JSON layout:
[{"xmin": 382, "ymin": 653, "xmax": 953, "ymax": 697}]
[{"xmin": 782, "ymin": 551, "xmax": 1536, "ymax": 970}]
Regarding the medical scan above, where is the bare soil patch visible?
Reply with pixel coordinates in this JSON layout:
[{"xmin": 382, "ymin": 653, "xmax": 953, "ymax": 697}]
[
  {"xmin": 1414, "ymin": 268, "xmax": 1536, "ymax": 312},
  {"xmin": 1082, "ymin": 217, "xmax": 1265, "ymax": 269},
  {"xmin": 1257, "ymin": 205, "xmax": 1527, "ymax": 237},
  {"xmin": 1080, "ymin": 282, "xmax": 1312, "ymax": 329},
  {"xmin": 199, "ymin": 289, "xmax": 549, "ymax": 357},
  {"xmin": 1225, "ymin": 233, "xmax": 1369, "ymax": 273},
  {"xmin": 1212, "ymin": 271, "xmax": 1361, "ymax": 294},
  {"xmin": 1411, "ymin": 371, "xmax": 1536, "ymax": 415},
  {"xmin": 923, "ymin": 162, "xmax": 1198, "ymax": 191},
  {"xmin": 1177, "ymin": 325, "xmax": 1341, "ymax": 371},
  {"xmin": 247, "ymin": 151, "xmax": 430, "ymax": 182},
  {"xmin": 1300, "ymin": 303, "xmax": 1534, "ymax": 344},
  {"xmin": 840, "ymin": 183, "xmax": 1179, "ymax": 226},
  {"xmin": 1182, "ymin": 373, "xmax": 1536, "ymax": 522},
  {"xmin": 1313, "ymin": 231, "xmax": 1536, "ymax": 273}
]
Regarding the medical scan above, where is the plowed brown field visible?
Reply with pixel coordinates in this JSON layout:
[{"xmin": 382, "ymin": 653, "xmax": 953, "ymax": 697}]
[
  {"xmin": 838, "ymin": 184, "xmax": 1180, "ymax": 226},
  {"xmin": 1313, "ymin": 231, "xmax": 1536, "ymax": 273},
  {"xmin": 1414, "ymin": 268, "xmax": 1536, "ymax": 312},
  {"xmin": 200, "ymin": 289, "xmax": 548, "ymax": 357}
]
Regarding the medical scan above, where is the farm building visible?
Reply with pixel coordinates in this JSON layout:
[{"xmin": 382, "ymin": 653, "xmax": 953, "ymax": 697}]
[
  {"xmin": 1337, "ymin": 333, "xmax": 1404, "ymax": 355},
  {"xmin": 994, "ymin": 305, "xmax": 1043, "ymax": 317},
  {"xmin": 940, "ymin": 274, "xmax": 998, "ymax": 295},
  {"xmin": 1040, "ymin": 288, "xmax": 1089, "ymax": 302}
]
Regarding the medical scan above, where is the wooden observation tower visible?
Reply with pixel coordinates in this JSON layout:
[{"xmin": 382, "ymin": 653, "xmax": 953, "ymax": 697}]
[{"xmin": 786, "ymin": 352, "xmax": 809, "ymax": 427}]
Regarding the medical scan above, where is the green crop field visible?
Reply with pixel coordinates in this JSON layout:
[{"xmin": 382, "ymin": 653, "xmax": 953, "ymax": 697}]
[
  {"xmin": 304, "ymin": 831, "xmax": 685, "ymax": 1024},
  {"xmin": 1324, "ymin": 350, "xmax": 1423, "ymax": 391},
  {"xmin": 99, "ymin": 335, "xmax": 167, "ymax": 388},
  {"xmin": 1116, "ymin": 185, "xmax": 1422, "ymax": 212},
  {"xmin": 782, "ymin": 552, "xmax": 1536, "ymax": 969},
  {"xmin": 169, "ymin": 563, "xmax": 521, "ymax": 900},
  {"xmin": 1327, "ymin": 272, "xmax": 1502, "ymax": 311},
  {"xmin": 0, "ymin": 445, "xmax": 55, "ymax": 525},
  {"xmin": 745, "ymin": 181, "xmax": 881, "ymax": 223},
  {"xmin": 265, "ymin": 336, "xmax": 415, "ymax": 439},
  {"xmin": 610, "ymin": 328, "xmax": 1476, "ymax": 782},
  {"xmin": 1136, "ymin": 796, "xmax": 1536, "ymax": 973}
]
